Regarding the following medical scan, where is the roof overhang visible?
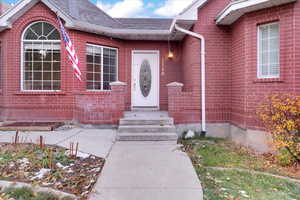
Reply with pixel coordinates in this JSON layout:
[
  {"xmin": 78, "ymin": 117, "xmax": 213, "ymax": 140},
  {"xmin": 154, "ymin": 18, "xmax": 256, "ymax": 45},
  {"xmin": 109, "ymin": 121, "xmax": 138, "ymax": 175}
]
[
  {"xmin": 0, "ymin": 0, "xmax": 74, "ymax": 31},
  {"xmin": 216, "ymin": 0, "xmax": 297, "ymax": 25},
  {"xmin": 176, "ymin": 0, "xmax": 208, "ymax": 21},
  {"xmin": 0, "ymin": 0, "xmax": 195, "ymax": 41}
]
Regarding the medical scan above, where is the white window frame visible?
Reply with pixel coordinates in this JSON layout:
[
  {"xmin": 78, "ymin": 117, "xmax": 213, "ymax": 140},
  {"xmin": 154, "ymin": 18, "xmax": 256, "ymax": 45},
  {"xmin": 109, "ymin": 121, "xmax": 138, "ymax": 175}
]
[
  {"xmin": 257, "ymin": 22, "xmax": 280, "ymax": 79},
  {"xmin": 21, "ymin": 21, "xmax": 61, "ymax": 92},
  {"xmin": 86, "ymin": 43, "xmax": 118, "ymax": 91}
]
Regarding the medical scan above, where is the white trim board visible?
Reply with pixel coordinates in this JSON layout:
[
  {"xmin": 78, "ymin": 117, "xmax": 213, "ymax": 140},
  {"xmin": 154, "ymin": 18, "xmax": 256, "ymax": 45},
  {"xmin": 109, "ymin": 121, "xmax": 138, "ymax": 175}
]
[{"xmin": 216, "ymin": 0, "xmax": 297, "ymax": 25}]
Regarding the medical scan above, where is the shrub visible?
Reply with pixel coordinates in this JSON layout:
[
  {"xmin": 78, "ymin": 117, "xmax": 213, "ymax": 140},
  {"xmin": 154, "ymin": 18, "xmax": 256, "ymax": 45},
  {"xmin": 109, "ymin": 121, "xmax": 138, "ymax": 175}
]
[{"xmin": 257, "ymin": 93, "xmax": 300, "ymax": 164}]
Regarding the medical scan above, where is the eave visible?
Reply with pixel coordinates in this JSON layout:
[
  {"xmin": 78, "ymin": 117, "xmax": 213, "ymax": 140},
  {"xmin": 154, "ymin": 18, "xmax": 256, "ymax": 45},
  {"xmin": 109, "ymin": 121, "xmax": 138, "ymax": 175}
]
[{"xmin": 216, "ymin": 0, "xmax": 297, "ymax": 25}]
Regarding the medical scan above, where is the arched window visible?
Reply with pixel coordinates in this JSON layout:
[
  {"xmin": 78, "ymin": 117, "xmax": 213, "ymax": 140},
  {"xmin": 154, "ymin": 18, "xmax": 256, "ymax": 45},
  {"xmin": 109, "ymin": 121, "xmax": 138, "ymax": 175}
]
[{"xmin": 22, "ymin": 21, "xmax": 61, "ymax": 91}]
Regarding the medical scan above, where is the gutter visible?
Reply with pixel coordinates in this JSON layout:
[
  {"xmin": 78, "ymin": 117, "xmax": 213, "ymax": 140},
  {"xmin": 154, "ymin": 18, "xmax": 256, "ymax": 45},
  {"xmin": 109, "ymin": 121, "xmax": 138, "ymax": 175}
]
[{"xmin": 174, "ymin": 24, "xmax": 206, "ymax": 135}]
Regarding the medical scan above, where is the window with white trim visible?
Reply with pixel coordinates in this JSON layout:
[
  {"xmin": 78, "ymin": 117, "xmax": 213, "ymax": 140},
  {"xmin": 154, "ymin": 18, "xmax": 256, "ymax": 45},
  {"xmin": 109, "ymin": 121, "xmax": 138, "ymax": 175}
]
[
  {"xmin": 22, "ymin": 21, "xmax": 61, "ymax": 91},
  {"xmin": 86, "ymin": 44, "xmax": 118, "ymax": 90},
  {"xmin": 258, "ymin": 23, "xmax": 280, "ymax": 78}
]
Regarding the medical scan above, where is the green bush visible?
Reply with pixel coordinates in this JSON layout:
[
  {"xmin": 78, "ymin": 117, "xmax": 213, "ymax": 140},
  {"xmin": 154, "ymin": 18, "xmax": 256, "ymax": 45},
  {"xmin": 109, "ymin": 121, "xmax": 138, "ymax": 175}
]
[{"xmin": 276, "ymin": 148, "xmax": 296, "ymax": 166}]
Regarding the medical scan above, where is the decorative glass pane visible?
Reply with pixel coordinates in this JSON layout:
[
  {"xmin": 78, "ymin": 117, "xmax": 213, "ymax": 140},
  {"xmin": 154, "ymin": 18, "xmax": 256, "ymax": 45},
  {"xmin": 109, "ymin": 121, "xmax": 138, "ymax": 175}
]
[
  {"xmin": 24, "ymin": 22, "xmax": 60, "ymax": 41},
  {"xmin": 139, "ymin": 59, "xmax": 152, "ymax": 97}
]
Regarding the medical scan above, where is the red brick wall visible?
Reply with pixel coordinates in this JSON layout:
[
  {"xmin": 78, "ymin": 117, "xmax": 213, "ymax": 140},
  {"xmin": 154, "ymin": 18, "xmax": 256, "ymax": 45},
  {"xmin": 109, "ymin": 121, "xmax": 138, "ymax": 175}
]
[
  {"xmin": 0, "ymin": 2, "xmax": 182, "ymax": 123},
  {"xmin": 231, "ymin": 2, "xmax": 299, "ymax": 130},
  {"xmin": 175, "ymin": 0, "xmax": 232, "ymax": 124}
]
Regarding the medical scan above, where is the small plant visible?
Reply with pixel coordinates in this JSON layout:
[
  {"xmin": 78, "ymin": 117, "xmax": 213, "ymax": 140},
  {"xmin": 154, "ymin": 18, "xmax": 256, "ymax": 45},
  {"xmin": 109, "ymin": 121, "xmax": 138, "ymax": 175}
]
[
  {"xmin": 32, "ymin": 192, "xmax": 59, "ymax": 200},
  {"xmin": 1, "ymin": 187, "xmax": 73, "ymax": 200},
  {"xmin": 257, "ymin": 93, "xmax": 300, "ymax": 164},
  {"xmin": 3, "ymin": 187, "xmax": 34, "ymax": 199}
]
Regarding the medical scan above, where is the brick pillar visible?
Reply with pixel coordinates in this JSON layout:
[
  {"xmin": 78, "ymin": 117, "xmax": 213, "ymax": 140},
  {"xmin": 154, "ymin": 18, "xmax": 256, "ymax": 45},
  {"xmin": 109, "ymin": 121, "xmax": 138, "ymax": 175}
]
[
  {"xmin": 167, "ymin": 82, "xmax": 184, "ymax": 123},
  {"xmin": 110, "ymin": 81, "xmax": 127, "ymax": 123}
]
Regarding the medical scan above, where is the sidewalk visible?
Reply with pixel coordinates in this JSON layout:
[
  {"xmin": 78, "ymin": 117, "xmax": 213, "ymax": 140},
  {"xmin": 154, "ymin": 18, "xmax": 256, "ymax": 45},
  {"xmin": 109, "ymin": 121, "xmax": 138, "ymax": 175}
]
[
  {"xmin": 90, "ymin": 141, "xmax": 203, "ymax": 200},
  {"xmin": 0, "ymin": 128, "xmax": 116, "ymax": 158}
]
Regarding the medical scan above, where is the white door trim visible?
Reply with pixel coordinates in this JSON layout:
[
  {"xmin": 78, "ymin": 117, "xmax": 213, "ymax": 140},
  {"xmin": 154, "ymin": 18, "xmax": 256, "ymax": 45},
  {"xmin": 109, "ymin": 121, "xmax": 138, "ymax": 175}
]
[{"xmin": 131, "ymin": 50, "xmax": 160, "ymax": 109}]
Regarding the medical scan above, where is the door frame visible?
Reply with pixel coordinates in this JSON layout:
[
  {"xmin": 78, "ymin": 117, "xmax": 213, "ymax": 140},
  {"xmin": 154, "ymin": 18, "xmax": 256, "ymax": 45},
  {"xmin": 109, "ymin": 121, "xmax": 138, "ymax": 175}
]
[{"xmin": 131, "ymin": 50, "xmax": 160, "ymax": 110}]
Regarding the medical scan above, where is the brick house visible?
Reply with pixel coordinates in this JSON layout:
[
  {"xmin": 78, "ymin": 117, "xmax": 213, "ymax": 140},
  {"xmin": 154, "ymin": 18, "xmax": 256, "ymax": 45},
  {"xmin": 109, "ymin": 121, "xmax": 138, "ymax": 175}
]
[{"xmin": 0, "ymin": 0, "xmax": 299, "ymax": 150}]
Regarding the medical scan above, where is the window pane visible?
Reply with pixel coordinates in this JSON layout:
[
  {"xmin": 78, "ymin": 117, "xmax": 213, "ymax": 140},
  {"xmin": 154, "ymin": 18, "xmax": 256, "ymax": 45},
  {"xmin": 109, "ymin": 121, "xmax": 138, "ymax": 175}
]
[
  {"xmin": 31, "ymin": 23, "xmax": 43, "ymax": 37},
  {"xmin": 43, "ymin": 81, "xmax": 52, "ymax": 90},
  {"xmin": 25, "ymin": 52, "xmax": 33, "ymax": 61},
  {"xmin": 24, "ymin": 62, "xmax": 32, "ymax": 71},
  {"xmin": 53, "ymin": 81, "xmax": 60, "ymax": 90},
  {"xmin": 53, "ymin": 50, "xmax": 60, "ymax": 62},
  {"xmin": 24, "ymin": 29, "xmax": 38, "ymax": 40},
  {"xmin": 53, "ymin": 62, "xmax": 60, "ymax": 71},
  {"xmin": 25, "ymin": 72, "xmax": 33, "ymax": 80},
  {"xmin": 87, "ymin": 64, "xmax": 93, "ymax": 72},
  {"xmin": 24, "ymin": 81, "xmax": 33, "ymax": 90},
  {"xmin": 87, "ymin": 73, "xmax": 94, "ymax": 81},
  {"xmin": 270, "ymin": 38, "xmax": 279, "ymax": 50},
  {"xmin": 48, "ymin": 31, "xmax": 60, "ymax": 40},
  {"xmin": 270, "ymin": 64, "xmax": 280, "ymax": 76},
  {"xmin": 87, "ymin": 54, "xmax": 93, "ymax": 63},
  {"xmin": 103, "ymin": 82, "xmax": 110, "ymax": 90},
  {"xmin": 95, "ymin": 54, "xmax": 101, "ymax": 63},
  {"xmin": 43, "ymin": 72, "xmax": 52, "ymax": 80},
  {"xmin": 94, "ymin": 64, "xmax": 101, "ymax": 73},
  {"xmin": 269, "ymin": 51, "xmax": 279, "ymax": 64},
  {"xmin": 33, "ymin": 62, "xmax": 42, "ymax": 71},
  {"xmin": 87, "ymin": 81, "xmax": 94, "ymax": 90},
  {"xmin": 258, "ymin": 23, "xmax": 280, "ymax": 78},
  {"xmin": 23, "ymin": 22, "xmax": 61, "ymax": 91},
  {"xmin": 94, "ymin": 73, "xmax": 101, "ymax": 81},
  {"xmin": 44, "ymin": 62, "xmax": 52, "ymax": 71},
  {"xmin": 53, "ymin": 72, "xmax": 60, "ymax": 80},
  {"xmin": 270, "ymin": 24, "xmax": 279, "ymax": 38},
  {"xmin": 94, "ymin": 82, "xmax": 101, "ymax": 90},
  {"xmin": 33, "ymin": 81, "xmax": 43, "ymax": 90}
]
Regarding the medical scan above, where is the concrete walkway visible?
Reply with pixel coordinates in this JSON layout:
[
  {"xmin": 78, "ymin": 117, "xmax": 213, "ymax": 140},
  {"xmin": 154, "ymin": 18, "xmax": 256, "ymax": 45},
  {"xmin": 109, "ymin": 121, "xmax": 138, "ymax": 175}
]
[
  {"xmin": 0, "ymin": 129, "xmax": 203, "ymax": 200},
  {"xmin": 0, "ymin": 128, "xmax": 116, "ymax": 158},
  {"xmin": 90, "ymin": 141, "xmax": 203, "ymax": 200}
]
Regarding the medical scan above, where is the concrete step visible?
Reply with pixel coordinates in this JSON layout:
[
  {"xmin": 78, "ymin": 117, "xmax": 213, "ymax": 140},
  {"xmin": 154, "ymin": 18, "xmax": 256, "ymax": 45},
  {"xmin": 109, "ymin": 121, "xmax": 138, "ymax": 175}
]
[
  {"xmin": 119, "ymin": 118, "xmax": 174, "ymax": 126},
  {"xmin": 117, "ymin": 132, "xmax": 178, "ymax": 142},
  {"xmin": 124, "ymin": 111, "xmax": 169, "ymax": 118},
  {"xmin": 118, "ymin": 125, "xmax": 176, "ymax": 133}
]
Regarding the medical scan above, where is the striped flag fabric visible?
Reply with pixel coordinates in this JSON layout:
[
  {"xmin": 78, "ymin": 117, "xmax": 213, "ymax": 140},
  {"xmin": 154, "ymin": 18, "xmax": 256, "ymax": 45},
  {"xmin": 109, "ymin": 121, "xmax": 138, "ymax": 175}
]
[{"xmin": 57, "ymin": 17, "xmax": 82, "ymax": 81}]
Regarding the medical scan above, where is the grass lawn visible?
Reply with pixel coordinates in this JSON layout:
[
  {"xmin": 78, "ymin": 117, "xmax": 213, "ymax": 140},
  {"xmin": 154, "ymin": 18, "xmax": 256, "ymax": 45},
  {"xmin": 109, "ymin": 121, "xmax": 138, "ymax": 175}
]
[{"xmin": 181, "ymin": 137, "xmax": 300, "ymax": 200}]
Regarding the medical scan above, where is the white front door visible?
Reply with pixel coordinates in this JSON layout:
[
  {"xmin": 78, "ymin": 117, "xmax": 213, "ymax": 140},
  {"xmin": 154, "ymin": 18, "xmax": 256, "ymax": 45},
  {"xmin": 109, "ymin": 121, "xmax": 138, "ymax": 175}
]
[{"xmin": 132, "ymin": 50, "xmax": 160, "ymax": 109}]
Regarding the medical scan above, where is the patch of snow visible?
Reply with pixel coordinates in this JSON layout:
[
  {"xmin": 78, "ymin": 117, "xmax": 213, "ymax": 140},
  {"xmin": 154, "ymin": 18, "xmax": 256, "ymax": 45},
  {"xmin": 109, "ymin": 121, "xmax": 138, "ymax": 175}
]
[
  {"xmin": 31, "ymin": 168, "xmax": 51, "ymax": 180},
  {"xmin": 239, "ymin": 190, "xmax": 249, "ymax": 198},
  {"xmin": 185, "ymin": 130, "xmax": 195, "ymax": 139},
  {"xmin": 65, "ymin": 150, "xmax": 90, "ymax": 159}
]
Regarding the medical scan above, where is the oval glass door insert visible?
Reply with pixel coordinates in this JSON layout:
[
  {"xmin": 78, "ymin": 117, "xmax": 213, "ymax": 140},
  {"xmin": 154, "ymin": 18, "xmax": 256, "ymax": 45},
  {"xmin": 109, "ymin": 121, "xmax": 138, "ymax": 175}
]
[{"xmin": 139, "ymin": 59, "xmax": 152, "ymax": 97}]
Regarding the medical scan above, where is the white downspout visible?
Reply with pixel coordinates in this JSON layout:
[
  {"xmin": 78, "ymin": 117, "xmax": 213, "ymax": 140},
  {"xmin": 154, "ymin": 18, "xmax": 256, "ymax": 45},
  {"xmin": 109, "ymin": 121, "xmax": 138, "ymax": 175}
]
[{"xmin": 174, "ymin": 24, "xmax": 206, "ymax": 134}]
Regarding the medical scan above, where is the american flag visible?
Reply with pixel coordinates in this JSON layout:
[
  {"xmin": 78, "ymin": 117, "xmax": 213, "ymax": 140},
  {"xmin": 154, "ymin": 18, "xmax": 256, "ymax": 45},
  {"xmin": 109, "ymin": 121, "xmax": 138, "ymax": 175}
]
[{"xmin": 57, "ymin": 17, "xmax": 82, "ymax": 81}]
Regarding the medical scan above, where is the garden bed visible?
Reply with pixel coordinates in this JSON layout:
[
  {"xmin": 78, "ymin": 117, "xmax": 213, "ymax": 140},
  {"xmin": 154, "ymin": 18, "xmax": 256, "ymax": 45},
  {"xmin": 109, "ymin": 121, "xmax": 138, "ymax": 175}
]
[
  {"xmin": 181, "ymin": 137, "xmax": 300, "ymax": 200},
  {"xmin": 0, "ymin": 142, "xmax": 105, "ymax": 199}
]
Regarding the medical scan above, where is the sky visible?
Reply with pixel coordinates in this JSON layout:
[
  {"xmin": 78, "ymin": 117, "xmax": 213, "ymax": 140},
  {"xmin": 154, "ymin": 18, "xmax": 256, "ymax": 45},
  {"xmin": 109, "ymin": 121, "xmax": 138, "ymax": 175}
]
[{"xmin": 3, "ymin": 0, "xmax": 195, "ymax": 18}]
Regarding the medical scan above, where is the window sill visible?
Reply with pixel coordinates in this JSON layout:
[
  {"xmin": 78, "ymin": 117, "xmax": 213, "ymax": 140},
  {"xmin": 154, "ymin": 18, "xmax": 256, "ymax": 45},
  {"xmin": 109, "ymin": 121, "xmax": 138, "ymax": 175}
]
[
  {"xmin": 253, "ymin": 78, "xmax": 283, "ymax": 83},
  {"xmin": 14, "ymin": 91, "xmax": 66, "ymax": 96}
]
